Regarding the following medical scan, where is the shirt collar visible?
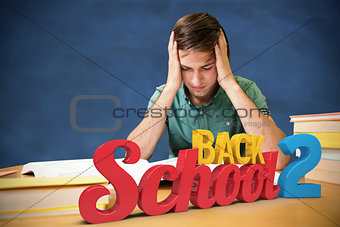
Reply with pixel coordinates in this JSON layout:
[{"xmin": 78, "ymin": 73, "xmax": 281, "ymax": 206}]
[{"xmin": 179, "ymin": 83, "xmax": 224, "ymax": 108}]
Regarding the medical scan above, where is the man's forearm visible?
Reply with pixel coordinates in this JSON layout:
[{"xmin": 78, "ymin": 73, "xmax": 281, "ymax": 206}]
[
  {"xmin": 220, "ymin": 79, "xmax": 273, "ymax": 134},
  {"xmin": 220, "ymin": 78, "xmax": 290, "ymax": 170},
  {"xmin": 127, "ymin": 85, "xmax": 178, "ymax": 159}
]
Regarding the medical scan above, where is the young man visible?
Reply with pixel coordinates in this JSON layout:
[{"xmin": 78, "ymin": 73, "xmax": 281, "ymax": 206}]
[{"xmin": 127, "ymin": 13, "xmax": 290, "ymax": 170}]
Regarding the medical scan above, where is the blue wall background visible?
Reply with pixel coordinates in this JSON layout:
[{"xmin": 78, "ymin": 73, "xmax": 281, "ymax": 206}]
[{"xmin": 1, "ymin": 0, "xmax": 339, "ymax": 168}]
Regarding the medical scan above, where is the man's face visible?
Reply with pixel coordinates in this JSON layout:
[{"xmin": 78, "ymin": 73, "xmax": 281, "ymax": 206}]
[{"xmin": 178, "ymin": 50, "xmax": 218, "ymax": 99}]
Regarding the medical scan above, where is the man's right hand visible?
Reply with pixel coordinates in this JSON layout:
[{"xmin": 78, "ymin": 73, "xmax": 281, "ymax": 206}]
[
  {"xmin": 166, "ymin": 31, "xmax": 182, "ymax": 91},
  {"xmin": 127, "ymin": 31, "xmax": 182, "ymax": 160}
]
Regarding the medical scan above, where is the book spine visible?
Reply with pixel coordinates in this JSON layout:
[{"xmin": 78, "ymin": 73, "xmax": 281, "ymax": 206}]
[
  {"xmin": 305, "ymin": 169, "xmax": 340, "ymax": 185},
  {"xmin": 293, "ymin": 132, "xmax": 340, "ymax": 149},
  {"xmin": 314, "ymin": 159, "xmax": 340, "ymax": 172},
  {"xmin": 293, "ymin": 121, "xmax": 340, "ymax": 133},
  {"xmin": 0, "ymin": 203, "xmax": 107, "ymax": 219}
]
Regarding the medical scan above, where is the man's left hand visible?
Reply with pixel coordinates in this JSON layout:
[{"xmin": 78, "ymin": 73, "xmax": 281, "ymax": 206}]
[{"xmin": 215, "ymin": 29, "xmax": 235, "ymax": 87}]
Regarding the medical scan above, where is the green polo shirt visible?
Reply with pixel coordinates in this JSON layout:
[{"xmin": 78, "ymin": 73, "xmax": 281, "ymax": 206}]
[{"xmin": 147, "ymin": 76, "xmax": 269, "ymax": 158}]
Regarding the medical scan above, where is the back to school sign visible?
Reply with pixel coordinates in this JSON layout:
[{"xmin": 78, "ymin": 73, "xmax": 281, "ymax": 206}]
[{"xmin": 78, "ymin": 130, "xmax": 322, "ymax": 224}]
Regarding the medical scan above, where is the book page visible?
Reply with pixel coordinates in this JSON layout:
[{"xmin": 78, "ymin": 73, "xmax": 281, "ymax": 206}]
[{"xmin": 21, "ymin": 158, "xmax": 150, "ymax": 183}]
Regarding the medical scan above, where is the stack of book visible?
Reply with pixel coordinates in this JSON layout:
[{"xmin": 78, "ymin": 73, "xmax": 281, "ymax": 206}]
[
  {"xmin": 0, "ymin": 176, "xmax": 110, "ymax": 219},
  {"xmin": 0, "ymin": 156, "xmax": 283, "ymax": 220},
  {"xmin": 0, "ymin": 159, "xmax": 113, "ymax": 219},
  {"xmin": 290, "ymin": 112, "xmax": 340, "ymax": 184},
  {"xmin": 0, "ymin": 157, "xmax": 168, "ymax": 219}
]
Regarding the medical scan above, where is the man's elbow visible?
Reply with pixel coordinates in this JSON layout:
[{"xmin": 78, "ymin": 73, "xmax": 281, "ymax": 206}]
[{"xmin": 276, "ymin": 154, "xmax": 290, "ymax": 171}]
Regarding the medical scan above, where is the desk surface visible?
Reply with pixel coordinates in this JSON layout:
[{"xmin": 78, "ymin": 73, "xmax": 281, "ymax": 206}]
[{"xmin": 0, "ymin": 165, "xmax": 339, "ymax": 227}]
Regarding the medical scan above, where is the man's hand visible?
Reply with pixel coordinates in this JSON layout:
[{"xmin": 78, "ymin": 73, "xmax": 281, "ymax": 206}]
[
  {"xmin": 215, "ymin": 29, "xmax": 235, "ymax": 87},
  {"xmin": 127, "ymin": 31, "xmax": 181, "ymax": 160},
  {"xmin": 166, "ymin": 31, "xmax": 183, "ymax": 91}
]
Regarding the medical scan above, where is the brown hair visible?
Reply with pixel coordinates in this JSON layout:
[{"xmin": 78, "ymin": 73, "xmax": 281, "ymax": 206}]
[{"xmin": 173, "ymin": 12, "xmax": 230, "ymax": 59}]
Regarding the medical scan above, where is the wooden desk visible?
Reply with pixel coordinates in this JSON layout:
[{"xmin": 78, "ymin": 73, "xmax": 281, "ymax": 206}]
[{"xmin": 1, "ymin": 165, "xmax": 339, "ymax": 227}]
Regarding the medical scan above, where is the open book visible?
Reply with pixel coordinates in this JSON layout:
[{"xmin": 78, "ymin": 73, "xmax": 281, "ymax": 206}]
[
  {"xmin": 21, "ymin": 158, "xmax": 280, "ymax": 185},
  {"xmin": 1, "ymin": 158, "xmax": 280, "ymax": 219},
  {"xmin": 21, "ymin": 158, "xmax": 176, "ymax": 186}
]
